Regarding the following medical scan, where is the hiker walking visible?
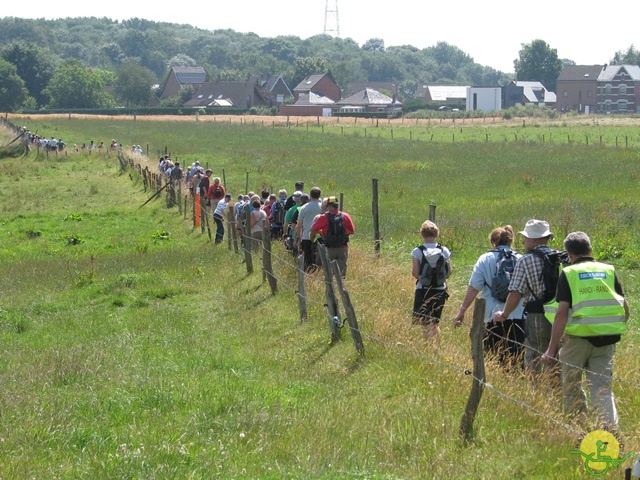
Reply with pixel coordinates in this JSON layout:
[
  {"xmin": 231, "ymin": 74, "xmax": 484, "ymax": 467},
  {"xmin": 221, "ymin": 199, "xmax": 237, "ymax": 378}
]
[
  {"xmin": 268, "ymin": 189, "xmax": 288, "ymax": 239},
  {"xmin": 411, "ymin": 220, "xmax": 451, "ymax": 340},
  {"xmin": 213, "ymin": 194, "xmax": 232, "ymax": 244},
  {"xmin": 310, "ymin": 196, "xmax": 355, "ymax": 278},
  {"xmin": 454, "ymin": 225, "xmax": 525, "ymax": 365},
  {"xmin": 542, "ymin": 232, "xmax": 628, "ymax": 429},
  {"xmin": 206, "ymin": 177, "xmax": 225, "ymax": 213},
  {"xmin": 296, "ymin": 187, "xmax": 322, "ymax": 272},
  {"xmin": 494, "ymin": 219, "xmax": 563, "ymax": 379}
]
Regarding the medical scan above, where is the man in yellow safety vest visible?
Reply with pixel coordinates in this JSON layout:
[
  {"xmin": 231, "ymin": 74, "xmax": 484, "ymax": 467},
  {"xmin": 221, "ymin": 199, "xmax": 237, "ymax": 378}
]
[{"xmin": 542, "ymin": 231, "xmax": 629, "ymax": 429}]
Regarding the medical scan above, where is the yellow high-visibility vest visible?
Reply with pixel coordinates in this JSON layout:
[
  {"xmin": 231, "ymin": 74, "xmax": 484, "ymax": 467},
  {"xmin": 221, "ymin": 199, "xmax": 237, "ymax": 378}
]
[{"xmin": 545, "ymin": 261, "xmax": 626, "ymax": 336}]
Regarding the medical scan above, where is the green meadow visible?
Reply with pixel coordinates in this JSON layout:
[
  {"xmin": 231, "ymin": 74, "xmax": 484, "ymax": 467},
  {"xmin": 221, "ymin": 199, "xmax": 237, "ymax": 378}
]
[{"xmin": 1, "ymin": 115, "xmax": 639, "ymax": 479}]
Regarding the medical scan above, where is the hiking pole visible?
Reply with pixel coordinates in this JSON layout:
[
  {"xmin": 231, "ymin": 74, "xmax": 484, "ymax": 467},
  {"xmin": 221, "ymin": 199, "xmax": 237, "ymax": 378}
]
[{"xmin": 139, "ymin": 182, "xmax": 170, "ymax": 208}]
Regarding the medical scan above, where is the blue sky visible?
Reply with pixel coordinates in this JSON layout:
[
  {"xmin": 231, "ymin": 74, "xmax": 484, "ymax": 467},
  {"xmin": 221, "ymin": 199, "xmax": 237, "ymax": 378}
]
[{"xmin": 2, "ymin": 0, "xmax": 638, "ymax": 73}]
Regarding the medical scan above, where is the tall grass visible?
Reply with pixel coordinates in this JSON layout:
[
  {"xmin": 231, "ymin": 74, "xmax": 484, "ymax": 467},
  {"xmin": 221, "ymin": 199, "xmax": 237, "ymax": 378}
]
[{"xmin": 1, "ymin": 118, "xmax": 639, "ymax": 478}]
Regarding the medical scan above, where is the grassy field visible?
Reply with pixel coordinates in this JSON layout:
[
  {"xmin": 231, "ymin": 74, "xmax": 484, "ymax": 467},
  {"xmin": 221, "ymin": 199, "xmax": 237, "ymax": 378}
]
[{"xmin": 1, "ymin": 116, "xmax": 639, "ymax": 479}]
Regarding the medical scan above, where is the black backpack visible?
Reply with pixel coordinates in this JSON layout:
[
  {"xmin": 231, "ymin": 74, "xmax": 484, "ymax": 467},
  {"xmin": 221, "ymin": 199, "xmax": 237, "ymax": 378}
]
[
  {"xmin": 324, "ymin": 212, "xmax": 349, "ymax": 247},
  {"xmin": 271, "ymin": 201, "xmax": 286, "ymax": 225},
  {"xmin": 526, "ymin": 247, "xmax": 570, "ymax": 312},
  {"xmin": 490, "ymin": 248, "xmax": 517, "ymax": 302},
  {"xmin": 417, "ymin": 244, "xmax": 447, "ymax": 288}
]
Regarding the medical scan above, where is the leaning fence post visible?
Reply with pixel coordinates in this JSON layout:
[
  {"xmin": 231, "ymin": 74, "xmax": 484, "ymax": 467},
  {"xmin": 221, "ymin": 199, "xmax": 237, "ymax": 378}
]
[
  {"xmin": 318, "ymin": 244, "xmax": 340, "ymax": 343},
  {"xmin": 331, "ymin": 261, "xmax": 364, "ymax": 356},
  {"xmin": 459, "ymin": 297, "xmax": 486, "ymax": 442},
  {"xmin": 262, "ymin": 228, "xmax": 277, "ymax": 295},
  {"xmin": 297, "ymin": 255, "xmax": 308, "ymax": 322}
]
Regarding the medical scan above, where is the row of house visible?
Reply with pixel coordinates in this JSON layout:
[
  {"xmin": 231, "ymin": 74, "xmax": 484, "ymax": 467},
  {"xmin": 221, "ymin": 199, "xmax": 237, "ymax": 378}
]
[
  {"xmin": 160, "ymin": 67, "xmax": 401, "ymax": 116},
  {"xmin": 160, "ymin": 64, "xmax": 640, "ymax": 116},
  {"xmin": 468, "ymin": 64, "xmax": 640, "ymax": 114},
  {"xmin": 556, "ymin": 64, "xmax": 640, "ymax": 114}
]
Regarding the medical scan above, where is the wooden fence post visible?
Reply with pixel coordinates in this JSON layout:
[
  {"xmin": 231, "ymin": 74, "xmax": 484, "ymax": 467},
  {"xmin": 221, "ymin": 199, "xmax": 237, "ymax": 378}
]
[
  {"xmin": 227, "ymin": 203, "xmax": 237, "ymax": 252},
  {"xmin": 372, "ymin": 178, "xmax": 380, "ymax": 257},
  {"xmin": 318, "ymin": 244, "xmax": 341, "ymax": 343},
  {"xmin": 459, "ymin": 297, "xmax": 486, "ymax": 442},
  {"xmin": 262, "ymin": 228, "xmax": 277, "ymax": 295},
  {"xmin": 331, "ymin": 261, "xmax": 364, "ymax": 356},
  {"xmin": 297, "ymin": 255, "xmax": 308, "ymax": 322},
  {"xmin": 193, "ymin": 192, "xmax": 199, "ymax": 226},
  {"xmin": 200, "ymin": 195, "xmax": 207, "ymax": 234},
  {"xmin": 429, "ymin": 204, "xmax": 437, "ymax": 222},
  {"xmin": 241, "ymin": 205, "xmax": 253, "ymax": 274}
]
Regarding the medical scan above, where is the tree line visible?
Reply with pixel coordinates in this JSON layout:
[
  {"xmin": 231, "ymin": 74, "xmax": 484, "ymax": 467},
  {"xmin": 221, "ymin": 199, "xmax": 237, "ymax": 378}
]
[{"xmin": 0, "ymin": 16, "xmax": 637, "ymax": 112}]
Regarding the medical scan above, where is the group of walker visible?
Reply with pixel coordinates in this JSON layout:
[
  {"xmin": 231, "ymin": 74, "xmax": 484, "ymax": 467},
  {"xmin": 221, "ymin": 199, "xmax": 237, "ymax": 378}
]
[{"xmin": 413, "ymin": 218, "xmax": 629, "ymax": 431}]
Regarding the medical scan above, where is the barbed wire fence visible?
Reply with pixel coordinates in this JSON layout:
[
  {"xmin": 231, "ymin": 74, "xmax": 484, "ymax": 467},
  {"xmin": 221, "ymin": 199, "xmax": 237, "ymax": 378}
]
[
  {"xmin": 3, "ymin": 115, "xmax": 637, "ymax": 474},
  {"xmin": 118, "ymin": 149, "xmax": 640, "ymax": 466}
]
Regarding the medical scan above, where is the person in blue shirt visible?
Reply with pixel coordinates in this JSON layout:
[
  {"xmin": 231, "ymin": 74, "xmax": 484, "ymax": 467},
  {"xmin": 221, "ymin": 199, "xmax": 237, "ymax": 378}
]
[{"xmin": 454, "ymin": 225, "xmax": 526, "ymax": 366}]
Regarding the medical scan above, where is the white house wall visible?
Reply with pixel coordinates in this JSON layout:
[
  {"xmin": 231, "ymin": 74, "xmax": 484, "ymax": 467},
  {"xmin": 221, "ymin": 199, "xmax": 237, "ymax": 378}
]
[{"xmin": 466, "ymin": 87, "xmax": 502, "ymax": 112}]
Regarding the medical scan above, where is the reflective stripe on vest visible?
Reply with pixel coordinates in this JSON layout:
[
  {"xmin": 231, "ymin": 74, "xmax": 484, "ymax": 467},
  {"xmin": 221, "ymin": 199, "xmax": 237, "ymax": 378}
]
[{"xmin": 556, "ymin": 261, "xmax": 626, "ymax": 337}]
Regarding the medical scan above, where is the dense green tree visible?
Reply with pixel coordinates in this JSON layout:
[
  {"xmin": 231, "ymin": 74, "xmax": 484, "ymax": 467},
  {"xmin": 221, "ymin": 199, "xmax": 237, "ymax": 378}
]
[
  {"xmin": 144, "ymin": 51, "xmax": 169, "ymax": 79},
  {"xmin": 260, "ymin": 37, "xmax": 298, "ymax": 63},
  {"xmin": 397, "ymin": 79, "xmax": 418, "ymax": 101},
  {"xmin": 1, "ymin": 41, "xmax": 55, "ymax": 107},
  {"xmin": 100, "ymin": 42, "xmax": 125, "ymax": 65},
  {"xmin": 514, "ymin": 39, "xmax": 562, "ymax": 91},
  {"xmin": 169, "ymin": 54, "xmax": 197, "ymax": 68},
  {"xmin": 426, "ymin": 42, "xmax": 472, "ymax": 68},
  {"xmin": 362, "ymin": 51, "xmax": 405, "ymax": 82},
  {"xmin": 330, "ymin": 61, "xmax": 355, "ymax": 96},
  {"xmin": 120, "ymin": 30, "xmax": 148, "ymax": 59},
  {"xmin": 362, "ymin": 38, "xmax": 385, "ymax": 52},
  {"xmin": 116, "ymin": 62, "xmax": 155, "ymax": 106},
  {"xmin": 0, "ymin": 18, "xmax": 56, "ymax": 46},
  {"xmin": 611, "ymin": 45, "xmax": 640, "ymax": 66},
  {"xmin": 0, "ymin": 58, "xmax": 28, "ymax": 112},
  {"xmin": 44, "ymin": 59, "xmax": 115, "ymax": 108}
]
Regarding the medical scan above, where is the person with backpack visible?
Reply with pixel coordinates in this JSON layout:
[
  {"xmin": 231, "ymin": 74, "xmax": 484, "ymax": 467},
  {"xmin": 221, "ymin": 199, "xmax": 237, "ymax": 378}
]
[
  {"xmin": 541, "ymin": 232, "xmax": 628, "ymax": 429},
  {"xmin": 411, "ymin": 220, "xmax": 452, "ymax": 340},
  {"xmin": 283, "ymin": 191, "xmax": 303, "ymax": 255},
  {"xmin": 269, "ymin": 190, "xmax": 288, "ymax": 239},
  {"xmin": 206, "ymin": 177, "xmax": 225, "ymax": 213},
  {"xmin": 494, "ymin": 219, "xmax": 565, "ymax": 379},
  {"xmin": 454, "ymin": 226, "xmax": 525, "ymax": 365},
  {"xmin": 310, "ymin": 196, "xmax": 355, "ymax": 278}
]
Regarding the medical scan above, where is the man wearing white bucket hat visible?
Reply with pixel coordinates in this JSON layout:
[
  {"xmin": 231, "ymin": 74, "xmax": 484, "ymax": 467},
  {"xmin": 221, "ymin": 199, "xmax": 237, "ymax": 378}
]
[{"xmin": 494, "ymin": 219, "xmax": 557, "ymax": 377}]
